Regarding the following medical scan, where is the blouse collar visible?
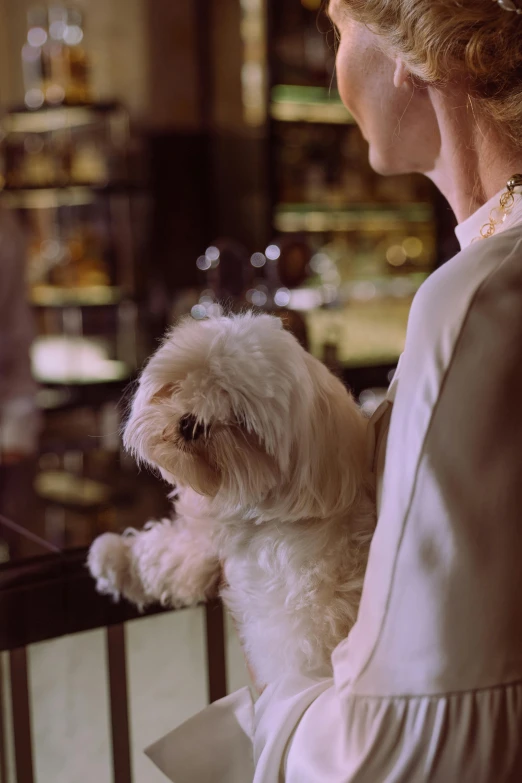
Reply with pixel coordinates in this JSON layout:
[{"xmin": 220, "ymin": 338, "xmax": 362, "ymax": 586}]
[{"xmin": 455, "ymin": 186, "xmax": 522, "ymax": 251}]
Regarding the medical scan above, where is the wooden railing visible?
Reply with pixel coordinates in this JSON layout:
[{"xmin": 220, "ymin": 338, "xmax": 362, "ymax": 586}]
[{"xmin": 0, "ymin": 543, "xmax": 228, "ymax": 783}]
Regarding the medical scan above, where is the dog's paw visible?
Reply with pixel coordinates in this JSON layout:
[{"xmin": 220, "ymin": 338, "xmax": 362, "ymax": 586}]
[
  {"xmin": 130, "ymin": 521, "xmax": 221, "ymax": 609},
  {"xmin": 87, "ymin": 533, "xmax": 145, "ymax": 605}
]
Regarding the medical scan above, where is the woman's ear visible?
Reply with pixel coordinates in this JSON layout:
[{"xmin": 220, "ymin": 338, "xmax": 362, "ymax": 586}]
[{"xmin": 393, "ymin": 57, "xmax": 409, "ymax": 89}]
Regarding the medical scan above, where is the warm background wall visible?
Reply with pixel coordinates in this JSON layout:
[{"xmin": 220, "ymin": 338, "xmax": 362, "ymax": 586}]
[{"xmin": 0, "ymin": 0, "xmax": 204, "ymax": 130}]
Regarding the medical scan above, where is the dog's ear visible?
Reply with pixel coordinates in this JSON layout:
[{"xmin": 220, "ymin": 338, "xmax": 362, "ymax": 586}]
[
  {"xmin": 151, "ymin": 383, "xmax": 179, "ymax": 403},
  {"xmin": 161, "ymin": 420, "xmax": 179, "ymax": 443},
  {"xmin": 307, "ymin": 362, "xmax": 368, "ymax": 515},
  {"xmin": 274, "ymin": 353, "xmax": 368, "ymax": 520}
]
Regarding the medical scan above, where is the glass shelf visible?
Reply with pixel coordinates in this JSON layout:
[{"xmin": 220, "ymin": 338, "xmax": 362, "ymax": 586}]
[
  {"xmin": 34, "ymin": 367, "xmax": 130, "ymax": 385},
  {"xmin": 35, "ymin": 470, "xmax": 112, "ymax": 508},
  {"xmin": 1, "ymin": 187, "xmax": 95, "ymax": 209},
  {"xmin": 306, "ymin": 298, "xmax": 414, "ymax": 367},
  {"xmin": 1, "ymin": 184, "xmax": 138, "ymax": 209},
  {"xmin": 32, "ymin": 336, "xmax": 131, "ymax": 385},
  {"xmin": 343, "ymin": 272, "xmax": 429, "ymax": 297},
  {"xmin": 274, "ymin": 202, "xmax": 434, "ymax": 233},
  {"xmin": 270, "ymin": 85, "xmax": 354, "ymax": 125},
  {"xmin": 284, "ymin": 272, "xmax": 428, "ymax": 312},
  {"xmin": 2, "ymin": 102, "xmax": 122, "ymax": 134},
  {"xmin": 30, "ymin": 285, "xmax": 122, "ymax": 307}
]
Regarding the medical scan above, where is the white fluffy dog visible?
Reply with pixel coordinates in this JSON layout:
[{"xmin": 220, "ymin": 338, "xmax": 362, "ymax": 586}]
[{"xmin": 88, "ymin": 313, "xmax": 375, "ymax": 685}]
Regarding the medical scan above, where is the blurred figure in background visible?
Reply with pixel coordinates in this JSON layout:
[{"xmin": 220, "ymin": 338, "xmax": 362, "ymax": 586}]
[{"xmin": 0, "ymin": 208, "xmax": 39, "ymax": 556}]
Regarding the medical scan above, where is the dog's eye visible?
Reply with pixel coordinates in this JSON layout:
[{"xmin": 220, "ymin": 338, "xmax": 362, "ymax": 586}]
[{"xmin": 179, "ymin": 414, "xmax": 206, "ymax": 442}]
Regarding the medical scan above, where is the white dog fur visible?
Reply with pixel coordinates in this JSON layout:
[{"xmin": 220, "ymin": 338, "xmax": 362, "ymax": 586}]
[{"xmin": 88, "ymin": 313, "xmax": 375, "ymax": 685}]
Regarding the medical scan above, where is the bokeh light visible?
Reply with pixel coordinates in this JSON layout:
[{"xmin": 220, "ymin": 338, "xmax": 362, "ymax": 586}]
[
  {"xmin": 274, "ymin": 287, "xmax": 291, "ymax": 307},
  {"xmin": 63, "ymin": 25, "xmax": 84, "ymax": 46},
  {"xmin": 27, "ymin": 27, "xmax": 48, "ymax": 47},
  {"xmin": 265, "ymin": 244, "xmax": 281, "ymax": 261},
  {"xmin": 250, "ymin": 252, "xmax": 266, "ymax": 268},
  {"xmin": 309, "ymin": 253, "xmax": 331, "ymax": 274},
  {"xmin": 386, "ymin": 245, "xmax": 407, "ymax": 267},
  {"xmin": 251, "ymin": 289, "xmax": 267, "ymax": 306},
  {"xmin": 402, "ymin": 236, "xmax": 423, "ymax": 258},
  {"xmin": 191, "ymin": 304, "xmax": 207, "ymax": 320}
]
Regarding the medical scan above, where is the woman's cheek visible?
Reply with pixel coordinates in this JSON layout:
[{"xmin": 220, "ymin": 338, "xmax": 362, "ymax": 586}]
[{"xmin": 336, "ymin": 47, "xmax": 360, "ymax": 123}]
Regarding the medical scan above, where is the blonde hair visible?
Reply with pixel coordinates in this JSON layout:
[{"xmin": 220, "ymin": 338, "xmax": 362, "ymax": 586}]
[{"xmin": 339, "ymin": 0, "xmax": 522, "ymax": 149}]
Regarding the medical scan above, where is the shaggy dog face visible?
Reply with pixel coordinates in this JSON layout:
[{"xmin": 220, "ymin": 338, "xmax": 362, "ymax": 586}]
[{"xmin": 124, "ymin": 313, "xmax": 367, "ymax": 523}]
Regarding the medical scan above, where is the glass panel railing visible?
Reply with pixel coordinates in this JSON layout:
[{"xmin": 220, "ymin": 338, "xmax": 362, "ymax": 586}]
[
  {"xmin": 126, "ymin": 609, "xmax": 208, "ymax": 782},
  {"xmin": 28, "ymin": 629, "xmax": 112, "ymax": 783},
  {"xmin": 1, "ymin": 587, "xmax": 246, "ymax": 782},
  {"xmin": 1, "ymin": 651, "xmax": 16, "ymax": 783}
]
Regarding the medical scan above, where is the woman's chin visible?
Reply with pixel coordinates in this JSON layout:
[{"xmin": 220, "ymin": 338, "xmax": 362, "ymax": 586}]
[
  {"xmin": 368, "ymin": 146, "xmax": 407, "ymax": 177},
  {"xmin": 368, "ymin": 142, "xmax": 436, "ymax": 179}
]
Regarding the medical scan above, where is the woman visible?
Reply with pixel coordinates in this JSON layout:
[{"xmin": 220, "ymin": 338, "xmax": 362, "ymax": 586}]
[{"xmin": 147, "ymin": 0, "xmax": 522, "ymax": 779}]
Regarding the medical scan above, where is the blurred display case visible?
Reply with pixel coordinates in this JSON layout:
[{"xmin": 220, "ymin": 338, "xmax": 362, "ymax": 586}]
[
  {"xmin": 0, "ymin": 102, "xmax": 143, "ymax": 386},
  {"xmin": 0, "ymin": 6, "xmax": 156, "ymax": 555},
  {"xmin": 0, "ymin": 99, "xmax": 148, "ymax": 549}
]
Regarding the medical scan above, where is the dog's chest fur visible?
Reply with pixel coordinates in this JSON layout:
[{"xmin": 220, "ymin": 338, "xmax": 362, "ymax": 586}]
[{"xmin": 211, "ymin": 510, "xmax": 369, "ymax": 682}]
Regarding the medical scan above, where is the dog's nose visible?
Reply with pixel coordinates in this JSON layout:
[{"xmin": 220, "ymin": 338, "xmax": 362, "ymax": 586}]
[{"xmin": 179, "ymin": 414, "xmax": 205, "ymax": 442}]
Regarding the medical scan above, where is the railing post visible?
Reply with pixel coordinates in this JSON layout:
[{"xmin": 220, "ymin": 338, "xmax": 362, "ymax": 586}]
[
  {"xmin": 0, "ymin": 655, "xmax": 7, "ymax": 783},
  {"xmin": 106, "ymin": 624, "xmax": 132, "ymax": 783},
  {"xmin": 9, "ymin": 648, "xmax": 34, "ymax": 783},
  {"xmin": 205, "ymin": 599, "xmax": 228, "ymax": 703}
]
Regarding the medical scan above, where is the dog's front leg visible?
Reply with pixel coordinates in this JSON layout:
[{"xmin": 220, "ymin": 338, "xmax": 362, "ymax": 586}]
[{"xmin": 88, "ymin": 510, "xmax": 220, "ymax": 610}]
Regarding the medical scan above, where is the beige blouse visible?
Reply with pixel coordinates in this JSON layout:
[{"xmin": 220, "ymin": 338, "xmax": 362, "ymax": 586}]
[{"xmin": 147, "ymin": 188, "xmax": 522, "ymax": 782}]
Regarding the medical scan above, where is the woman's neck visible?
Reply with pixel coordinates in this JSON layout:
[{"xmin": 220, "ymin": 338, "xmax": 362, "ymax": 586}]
[{"xmin": 424, "ymin": 86, "xmax": 522, "ymax": 223}]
